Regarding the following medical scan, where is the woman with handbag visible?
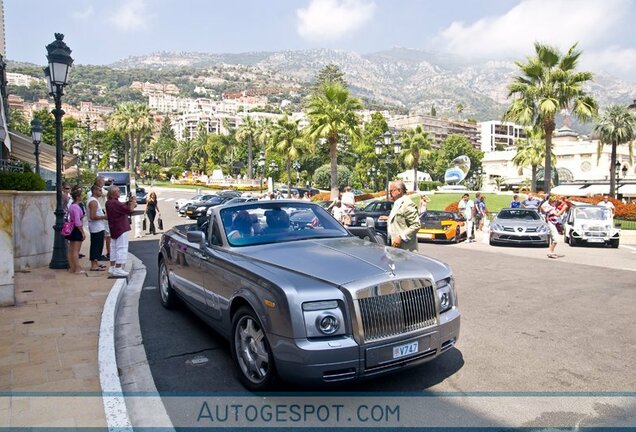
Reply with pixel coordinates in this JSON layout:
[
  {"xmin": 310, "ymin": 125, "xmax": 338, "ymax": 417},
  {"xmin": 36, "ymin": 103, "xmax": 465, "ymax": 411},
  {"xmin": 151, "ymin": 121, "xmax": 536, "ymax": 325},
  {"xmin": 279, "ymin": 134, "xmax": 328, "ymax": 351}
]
[
  {"xmin": 65, "ymin": 188, "xmax": 86, "ymax": 274},
  {"xmin": 144, "ymin": 191, "xmax": 161, "ymax": 235}
]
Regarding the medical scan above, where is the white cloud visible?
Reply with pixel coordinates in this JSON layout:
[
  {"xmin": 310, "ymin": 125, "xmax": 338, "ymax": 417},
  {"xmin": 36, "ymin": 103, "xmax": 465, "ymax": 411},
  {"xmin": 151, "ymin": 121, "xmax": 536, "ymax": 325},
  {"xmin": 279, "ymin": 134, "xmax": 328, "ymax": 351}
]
[
  {"xmin": 582, "ymin": 46, "xmax": 636, "ymax": 78},
  {"xmin": 436, "ymin": 0, "xmax": 630, "ymax": 58},
  {"xmin": 297, "ymin": 0, "xmax": 376, "ymax": 42},
  {"xmin": 110, "ymin": 0, "xmax": 150, "ymax": 32},
  {"xmin": 72, "ymin": 6, "xmax": 94, "ymax": 20}
]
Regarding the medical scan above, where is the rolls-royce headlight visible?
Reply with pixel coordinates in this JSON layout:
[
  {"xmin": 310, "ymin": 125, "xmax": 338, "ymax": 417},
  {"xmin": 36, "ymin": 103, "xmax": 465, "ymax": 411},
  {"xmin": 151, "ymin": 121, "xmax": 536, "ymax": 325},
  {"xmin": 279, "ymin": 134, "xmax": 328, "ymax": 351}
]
[
  {"xmin": 436, "ymin": 277, "xmax": 455, "ymax": 313},
  {"xmin": 302, "ymin": 300, "xmax": 345, "ymax": 337}
]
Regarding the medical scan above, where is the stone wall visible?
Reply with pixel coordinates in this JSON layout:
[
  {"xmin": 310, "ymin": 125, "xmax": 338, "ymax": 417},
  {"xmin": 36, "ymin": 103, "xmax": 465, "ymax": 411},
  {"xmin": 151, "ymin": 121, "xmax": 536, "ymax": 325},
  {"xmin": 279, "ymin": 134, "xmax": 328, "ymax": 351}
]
[{"xmin": 0, "ymin": 191, "xmax": 55, "ymax": 306}]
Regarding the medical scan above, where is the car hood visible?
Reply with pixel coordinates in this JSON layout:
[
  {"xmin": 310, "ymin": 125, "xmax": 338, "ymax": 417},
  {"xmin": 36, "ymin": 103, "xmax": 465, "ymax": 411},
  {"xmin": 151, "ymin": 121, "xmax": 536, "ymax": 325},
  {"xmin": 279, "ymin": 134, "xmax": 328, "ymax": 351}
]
[{"xmin": 235, "ymin": 237, "xmax": 450, "ymax": 286}]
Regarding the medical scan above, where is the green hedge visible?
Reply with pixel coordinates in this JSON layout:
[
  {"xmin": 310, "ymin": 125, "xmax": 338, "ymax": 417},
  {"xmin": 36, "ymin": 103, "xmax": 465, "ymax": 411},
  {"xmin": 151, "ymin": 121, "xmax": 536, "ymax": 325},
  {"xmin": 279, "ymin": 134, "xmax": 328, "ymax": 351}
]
[
  {"xmin": 0, "ymin": 172, "xmax": 47, "ymax": 191},
  {"xmin": 418, "ymin": 181, "xmax": 442, "ymax": 191}
]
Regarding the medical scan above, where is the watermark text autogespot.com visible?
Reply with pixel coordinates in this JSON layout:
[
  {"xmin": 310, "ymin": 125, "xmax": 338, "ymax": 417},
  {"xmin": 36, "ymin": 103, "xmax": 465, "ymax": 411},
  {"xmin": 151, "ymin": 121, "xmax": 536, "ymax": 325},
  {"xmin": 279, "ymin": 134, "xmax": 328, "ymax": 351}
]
[{"xmin": 197, "ymin": 401, "xmax": 400, "ymax": 424}]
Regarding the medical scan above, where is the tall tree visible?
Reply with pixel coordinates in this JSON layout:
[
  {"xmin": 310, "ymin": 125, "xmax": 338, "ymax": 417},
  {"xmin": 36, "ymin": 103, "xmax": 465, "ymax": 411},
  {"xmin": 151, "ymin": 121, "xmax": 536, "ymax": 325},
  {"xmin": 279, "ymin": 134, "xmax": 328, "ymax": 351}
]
[
  {"xmin": 312, "ymin": 64, "xmax": 347, "ymax": 92},
  {"xmin": 152, "ymin": 116, "xmax": 177, "ymax": 166},
  {"xmin": 512, "ymin": 128, "xmax": 552, "ymax": 193},
  {"xmin": 594, "ymin": 105, "xmax": 636, "ymax": 197},
  {"xmin": 305, "ymin": 83, "xmax": 363, "ymax": 199},
  {"xmin": 400, "ymin": 125, "xmax": 432, "ymax": 191},
  {"xmin": 504, "ymin": 42, "xmax": 597, "ymax": 193},
  {"xmin": 108, "ymin": 102, "xmax": 153, "ymax": 172},
  {"xmin": 236, "ymin": 116, "xmax": 259, "ymax": 179},
  {"xmin": 271, "ymin": 116, "xmax": 304, "ymax": 198}
]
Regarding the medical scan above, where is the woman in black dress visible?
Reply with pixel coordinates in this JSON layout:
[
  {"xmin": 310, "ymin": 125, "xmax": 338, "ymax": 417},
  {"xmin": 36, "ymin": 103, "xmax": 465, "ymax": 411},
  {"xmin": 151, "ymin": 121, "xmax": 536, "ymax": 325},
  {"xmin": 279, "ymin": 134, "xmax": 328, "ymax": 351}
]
[{"xmin": 144, "ymin": 191, "xmax": 160, "ymax": 235}]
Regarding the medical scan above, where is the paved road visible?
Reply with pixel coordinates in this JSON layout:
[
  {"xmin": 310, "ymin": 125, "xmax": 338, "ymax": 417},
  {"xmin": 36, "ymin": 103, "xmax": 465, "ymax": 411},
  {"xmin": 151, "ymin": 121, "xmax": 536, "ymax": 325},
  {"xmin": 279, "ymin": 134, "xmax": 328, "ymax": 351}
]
[{"xmin": 125, "ymin": 187, "xmax": 636, "ymax": 424}]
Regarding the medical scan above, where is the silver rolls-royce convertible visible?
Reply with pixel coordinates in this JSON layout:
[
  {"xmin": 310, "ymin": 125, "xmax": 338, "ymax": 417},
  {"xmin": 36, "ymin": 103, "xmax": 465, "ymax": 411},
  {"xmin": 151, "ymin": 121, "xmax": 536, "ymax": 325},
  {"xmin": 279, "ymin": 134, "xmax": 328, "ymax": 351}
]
[{"xmin": 158, "ymin": 200, "xmax": 460, "ymax": 390}]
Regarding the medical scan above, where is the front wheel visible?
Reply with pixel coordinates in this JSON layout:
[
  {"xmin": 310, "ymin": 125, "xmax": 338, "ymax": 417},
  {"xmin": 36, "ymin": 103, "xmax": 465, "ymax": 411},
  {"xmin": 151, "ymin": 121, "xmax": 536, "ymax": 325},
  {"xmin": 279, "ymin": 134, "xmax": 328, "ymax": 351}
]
[
  {"xmin": 610, "ymin": 238, "xmax": 619, "ymax": 248},
  {"xmin": 159, "ymin": 259, "xmax": 178, "ymax": 309},
  {"xmin": 231, "ymin": 307, "xmax": 277, "ymax": 390},
  {"xmin": 569, "ymin": 233, "xmax": 578, "ymax": 247}
]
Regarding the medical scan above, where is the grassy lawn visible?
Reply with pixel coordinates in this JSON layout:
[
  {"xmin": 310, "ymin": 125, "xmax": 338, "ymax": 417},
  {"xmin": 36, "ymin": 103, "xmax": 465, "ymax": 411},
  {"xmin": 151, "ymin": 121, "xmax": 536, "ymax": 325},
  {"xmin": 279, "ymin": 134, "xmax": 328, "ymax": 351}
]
[{"xmin": 414, "ymin": 193, "xmax": 516, "ymax": 213}]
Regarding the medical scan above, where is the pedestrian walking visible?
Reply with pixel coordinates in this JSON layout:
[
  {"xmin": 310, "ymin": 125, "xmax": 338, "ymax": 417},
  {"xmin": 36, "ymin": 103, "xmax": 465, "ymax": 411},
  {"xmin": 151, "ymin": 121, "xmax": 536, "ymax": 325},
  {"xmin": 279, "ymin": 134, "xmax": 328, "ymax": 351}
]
[
  {"xmin": 105, "ymin": 185, "xmax": 136, "ymax": 277},
  {"xmin": 458, "ymin": 193, "xmax": 475, "ymax": 242},
  {"xmin": 341, "ymin": 186, "xmax": 355, "ymax": 226},
  {"xmin": 387, "ymin": 180, "xmax": 421, "ymax": 252},
  {"xmin": 418, "ymin": 194, "xmax": 431, "ymax": 215},
  {"xmin": 541, "ymin": 197, "xmax": 568, "ymax": 259},
  {"xmin": 87, "ymin": 184, "xmax": 108, "ymax": 272},
  {"xmin": 145, "ymin": 191, "xmax": 161, "ymax": 235}
]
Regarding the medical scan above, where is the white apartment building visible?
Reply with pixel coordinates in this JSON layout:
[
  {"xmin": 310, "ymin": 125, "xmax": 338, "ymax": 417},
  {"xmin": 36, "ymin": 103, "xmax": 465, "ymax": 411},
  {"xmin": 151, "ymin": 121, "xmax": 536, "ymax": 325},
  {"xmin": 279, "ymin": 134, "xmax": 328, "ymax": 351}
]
[
  {"xmin": 481, "ymin": 126, "xmax": 635, "ymax": 194},
  {"xmin": 479, "ymin": 120, "xmax": 526, "ymax": 152},
  {"xmin": 389, "ymin": 114, "xmax": 481, "ymax": 149},
  {"xmin": 6, "ymin": 72, "xmax": 41, "ymax": 87}
]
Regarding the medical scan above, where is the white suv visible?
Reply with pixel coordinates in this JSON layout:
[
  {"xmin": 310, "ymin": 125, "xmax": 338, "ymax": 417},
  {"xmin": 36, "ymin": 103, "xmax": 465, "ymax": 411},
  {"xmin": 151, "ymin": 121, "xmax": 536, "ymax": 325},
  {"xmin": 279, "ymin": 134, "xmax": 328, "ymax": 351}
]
[{"xmin": 563, "ymin": 204, "xmax": 620, "ymax": 248}]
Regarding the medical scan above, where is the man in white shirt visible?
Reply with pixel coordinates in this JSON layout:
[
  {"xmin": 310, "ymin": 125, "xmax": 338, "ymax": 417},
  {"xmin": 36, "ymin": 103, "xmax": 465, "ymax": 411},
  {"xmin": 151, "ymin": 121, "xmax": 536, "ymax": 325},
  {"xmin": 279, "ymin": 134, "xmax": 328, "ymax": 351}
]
[
  {"xmin": 340, "ymin": 186, "xmax": 356, "ymax": 226},
  {"xmin": 458, "ymin": 193, "xmax": 475, "ymax": 242},
  {"xmin": 387, "ymin": 181, "xmax": 421, "ymax": 251},
  {"xmin": 597, "ymin": 195, "xmax": 615, "ymax": 215}
]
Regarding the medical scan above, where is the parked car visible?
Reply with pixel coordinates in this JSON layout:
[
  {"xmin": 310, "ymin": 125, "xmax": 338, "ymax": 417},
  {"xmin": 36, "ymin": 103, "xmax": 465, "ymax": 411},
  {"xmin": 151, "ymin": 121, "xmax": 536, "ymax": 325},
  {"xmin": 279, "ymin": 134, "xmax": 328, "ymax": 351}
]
[
  {"xmin": 135, "ymin": 187, "xmax": 148, "ymax": 204},
  {"xmin": 563, "ymin": 204, "xmax": 620, "ymax": 248},
  {"xmin": 350, "ymin": 200, "xmax": 393, "ymax": 235},
  {"xmin": 159, "ymin": 201, "xmax": 460, "ymax": 389},
  {"xmin": 489, "ymin": 208, "xmax": 549, "ymax": 247},
  {"xmin": 417, "ymin": 211, "xmax": 466, "ymax": 243},
  {"xmin": 184, "ymin": 195, "xmax": 234, "ymax": 219},
  {"xmin": 175, "ymin": 194, "xmax": 216, "ymax": 212}
]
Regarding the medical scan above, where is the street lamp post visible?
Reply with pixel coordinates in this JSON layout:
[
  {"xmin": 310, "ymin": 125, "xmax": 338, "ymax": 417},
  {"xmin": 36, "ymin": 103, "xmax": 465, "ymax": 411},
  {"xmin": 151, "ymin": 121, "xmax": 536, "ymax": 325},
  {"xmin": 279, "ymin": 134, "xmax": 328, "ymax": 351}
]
[
  {"xmin": 292, "ymin": 160, "xmax": 301, "ymax": 186},
  {"xmin": 30, "ymin": 118, "xmax": 43, "ymax": 177},
  {"xmin": 45, "ymin": 33, "xmax": 74, "ymax": 270},
  {"xmin": 375, "ymin": 131, "xmax": 401, "ymax": 199},
  {"xmin": 258, "ymin": 152, "xmax": 265, "ymax": 194},
  {"xmin": 73, "ymin": 137, "xmax": 82, "ymax": 184}
]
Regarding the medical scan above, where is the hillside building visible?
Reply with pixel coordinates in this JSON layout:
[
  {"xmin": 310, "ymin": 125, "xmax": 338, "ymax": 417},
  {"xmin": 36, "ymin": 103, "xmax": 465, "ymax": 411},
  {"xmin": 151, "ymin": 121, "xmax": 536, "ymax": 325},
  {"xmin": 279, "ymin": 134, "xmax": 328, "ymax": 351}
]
[
  {"xmin": 389, "ymin": 114, "xmax": 480, "ymax": 149},
  {"xmin": 6, "ymin": 72, "xmax": 41, "ymax": 87},
  {"xmin": 479, "ymin": 120, "xmax": 526, "ymax": 152}
]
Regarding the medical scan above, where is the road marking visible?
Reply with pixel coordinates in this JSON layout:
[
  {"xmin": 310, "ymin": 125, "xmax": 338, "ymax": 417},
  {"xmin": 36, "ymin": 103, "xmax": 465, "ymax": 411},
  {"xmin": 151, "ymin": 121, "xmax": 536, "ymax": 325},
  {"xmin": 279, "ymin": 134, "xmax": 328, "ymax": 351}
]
[
  {"xmin": 164, "ymin": 198, "xmax": 175, "ymax": 202},
  {"xmin": 622, "ymin": 245, "xmax": 636, "ymax": 252}
]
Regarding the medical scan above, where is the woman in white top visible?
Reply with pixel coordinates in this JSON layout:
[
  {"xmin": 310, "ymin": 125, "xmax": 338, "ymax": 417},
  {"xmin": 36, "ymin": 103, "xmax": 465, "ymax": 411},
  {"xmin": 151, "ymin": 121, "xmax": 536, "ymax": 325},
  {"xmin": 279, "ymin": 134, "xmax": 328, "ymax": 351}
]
[{"xmin": 87, "ymin": 184, "xmax": 109, "ymax": 271}]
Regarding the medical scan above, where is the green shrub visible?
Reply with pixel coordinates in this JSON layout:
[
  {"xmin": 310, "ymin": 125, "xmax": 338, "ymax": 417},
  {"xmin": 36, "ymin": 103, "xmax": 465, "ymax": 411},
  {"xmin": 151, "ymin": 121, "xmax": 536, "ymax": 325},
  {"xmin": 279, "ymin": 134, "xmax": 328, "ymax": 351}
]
[
  {"xmin": 418, "ymin": 180, "xmax": 442, "ymax": 191},
  {"xmin": 313, "ymin": 164, "xmax": 352, "ymax": 189},
  {"xmin": 0, "ymin": 171, "xmax": 47, "ymax": 191}
]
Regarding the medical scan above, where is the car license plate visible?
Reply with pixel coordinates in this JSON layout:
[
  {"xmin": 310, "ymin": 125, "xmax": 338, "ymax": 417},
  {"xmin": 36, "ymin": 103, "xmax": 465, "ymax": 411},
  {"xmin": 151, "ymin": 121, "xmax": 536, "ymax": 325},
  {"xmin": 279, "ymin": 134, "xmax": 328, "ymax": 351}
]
[
  {"xmin": 420, "ymin": 233, "xmax": 433, "ymax": 239},
  {"xmin": 392, "ymin": 341, "xmax": 418, "ymax": 359},
  {"xmin": 186, "ymin": 210, "xmax": 193, "ymax": 214},
  {"xmin": 587, "ymin": 238, "xmax": 604, "ymax": 243}
]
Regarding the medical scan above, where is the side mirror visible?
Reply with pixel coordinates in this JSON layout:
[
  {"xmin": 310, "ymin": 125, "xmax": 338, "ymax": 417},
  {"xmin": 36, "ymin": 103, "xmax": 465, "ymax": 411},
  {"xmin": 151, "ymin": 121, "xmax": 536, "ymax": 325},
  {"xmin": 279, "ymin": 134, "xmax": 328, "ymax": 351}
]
[
  {"xmin": 365, "ymin": 216, "xmax": 375, "ymax": 228},
  {"xmin": 187, "ymin": 230, "xmax": 206, "ymax": 247}
]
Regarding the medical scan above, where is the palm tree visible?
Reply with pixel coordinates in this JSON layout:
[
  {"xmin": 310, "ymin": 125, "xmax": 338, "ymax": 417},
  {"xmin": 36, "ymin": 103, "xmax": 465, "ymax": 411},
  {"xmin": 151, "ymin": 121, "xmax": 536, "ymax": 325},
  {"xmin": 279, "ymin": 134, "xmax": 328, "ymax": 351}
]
[
  {"xmin": 271, "ymin": 116, "xmax": 304, "ymax": 198},
  {"xmin": 400, "ymin": 125, "xmax": 432, "ymax": 192},
  {"xmin": 109, "ymin": 102, "xmax": 153, "ymax": 172},
  {"xmin": 236, "ymin": 116, "xmax": 259, "ymax": 179},
  {"xmin": 594, "ymin": 105, "xmax": 636, "ymax": 197},
  {"xmin": 503, "ymin": 42, "xmax": 598, "ymax": 193},
  {"xmin": 512, "ymin": 128, "xmax": 552, "ymax": 193},
  {"xmin": 305, "ymin": 83, "xmax": 363, "ymax": 199}
]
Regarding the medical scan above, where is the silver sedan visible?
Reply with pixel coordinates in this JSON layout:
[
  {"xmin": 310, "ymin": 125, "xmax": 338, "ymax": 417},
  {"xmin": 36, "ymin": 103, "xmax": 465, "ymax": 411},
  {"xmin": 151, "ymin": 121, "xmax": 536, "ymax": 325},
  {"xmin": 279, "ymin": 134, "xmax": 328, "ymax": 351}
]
[{"xmin": 489, "ymin": 208, "xmax": 550, "ymax": 247}]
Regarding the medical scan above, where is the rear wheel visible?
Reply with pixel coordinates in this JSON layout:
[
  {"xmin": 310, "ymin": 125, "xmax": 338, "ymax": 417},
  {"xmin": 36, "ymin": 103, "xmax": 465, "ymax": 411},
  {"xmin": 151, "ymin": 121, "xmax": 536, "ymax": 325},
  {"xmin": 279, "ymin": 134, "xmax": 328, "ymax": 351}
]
[
  {"xmin": 231, "ymin": 307, "xmax": 277, "ymax": 390},
  {"xmin": 159, "ymin": 259, "xmax": 178, "ymax": 309}
]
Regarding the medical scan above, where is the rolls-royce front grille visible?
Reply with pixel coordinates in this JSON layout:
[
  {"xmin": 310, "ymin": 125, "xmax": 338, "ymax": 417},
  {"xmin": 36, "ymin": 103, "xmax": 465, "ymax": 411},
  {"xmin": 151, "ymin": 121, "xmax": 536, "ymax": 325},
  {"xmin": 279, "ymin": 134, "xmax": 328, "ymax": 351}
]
[{"xmin": 358, "ymin": 285, "xmax": 437, "ymax": 342}]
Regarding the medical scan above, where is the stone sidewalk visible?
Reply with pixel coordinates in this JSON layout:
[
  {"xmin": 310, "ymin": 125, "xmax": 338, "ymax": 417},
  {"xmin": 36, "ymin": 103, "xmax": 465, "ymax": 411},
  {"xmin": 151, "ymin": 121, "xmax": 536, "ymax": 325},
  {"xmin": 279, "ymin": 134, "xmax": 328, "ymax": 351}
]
[{"xmin": 0, "ymin": 241, "xmax": 116, "ymax": 428}]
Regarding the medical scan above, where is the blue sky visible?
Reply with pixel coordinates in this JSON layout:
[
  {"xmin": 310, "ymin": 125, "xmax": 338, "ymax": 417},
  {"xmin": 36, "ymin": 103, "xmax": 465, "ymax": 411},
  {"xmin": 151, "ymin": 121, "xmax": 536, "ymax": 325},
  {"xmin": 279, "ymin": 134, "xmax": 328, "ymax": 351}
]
[{"xmin": 6, "ymin": 0, "xmax": 636, "ymax": 82}]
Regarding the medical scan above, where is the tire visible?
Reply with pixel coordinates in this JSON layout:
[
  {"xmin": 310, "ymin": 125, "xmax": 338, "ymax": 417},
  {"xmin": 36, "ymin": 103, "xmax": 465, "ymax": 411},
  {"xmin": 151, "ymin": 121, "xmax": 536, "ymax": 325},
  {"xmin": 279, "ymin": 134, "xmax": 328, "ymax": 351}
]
[
  {"xmin": 569, "ymin": 232, "xmax": 578, "ymax": 247},
  {"xmin": 231, "ymin": 306, "xmax": 277, "ymax": 390},
  {"xmin": 158, "ymin": 259, "xmax": 178, "ymax": 309},
  {"xmin": 610, "ymin": 239, "xmax": 619, "ymax": 248},
  {"xmin": 489, "ymin": 237, "xmax": 496, "ymax": 246},
  {"xmin": 375, "ymin": 233, "xmax": 387, "ymax": 245},
  {"xmin": 454, "ymin": 230, "xmax": 461, "ymax": 243}
]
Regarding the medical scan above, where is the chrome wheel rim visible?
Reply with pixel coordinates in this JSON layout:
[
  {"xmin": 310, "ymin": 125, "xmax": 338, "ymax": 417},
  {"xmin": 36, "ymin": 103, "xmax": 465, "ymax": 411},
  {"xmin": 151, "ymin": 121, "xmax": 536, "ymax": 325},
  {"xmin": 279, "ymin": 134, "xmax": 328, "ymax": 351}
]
[
  {"xmin": 159, "ymin": 263, "xmax": 169, "ymax": 302},
  {"xmin": 234, "ymin": 315, "xmax": 269, "ymax": 384}
]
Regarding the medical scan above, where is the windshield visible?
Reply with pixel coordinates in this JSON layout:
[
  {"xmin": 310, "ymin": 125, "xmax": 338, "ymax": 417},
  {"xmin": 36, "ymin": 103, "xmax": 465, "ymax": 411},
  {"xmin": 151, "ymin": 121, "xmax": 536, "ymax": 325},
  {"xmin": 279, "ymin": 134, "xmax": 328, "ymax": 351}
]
[
  {"xmin": 421, "ymin": 211, "xmax": 455, "ymax": 221},
  {"xmin": 498, "ymin": 209, "xmax": 540, "ymax": 220},
  {"xmin": 575, "ymin": 207, "xmax": 611, "ymax": 221},
  {"xmin": 204, "ymin": 196, "xmax": 223, "ymax": 204},
  {"xmin": 220, "ymin": 202, "xmax": 350, "ymax": 247}
]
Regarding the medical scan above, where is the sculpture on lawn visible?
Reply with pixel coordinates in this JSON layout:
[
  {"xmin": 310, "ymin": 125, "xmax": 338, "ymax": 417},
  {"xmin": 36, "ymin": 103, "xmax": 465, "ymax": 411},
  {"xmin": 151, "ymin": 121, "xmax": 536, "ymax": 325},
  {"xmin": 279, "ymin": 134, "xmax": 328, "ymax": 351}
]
[{"xmin": 444, "ymin": 155, "xmax": 471, "ymax": 185}]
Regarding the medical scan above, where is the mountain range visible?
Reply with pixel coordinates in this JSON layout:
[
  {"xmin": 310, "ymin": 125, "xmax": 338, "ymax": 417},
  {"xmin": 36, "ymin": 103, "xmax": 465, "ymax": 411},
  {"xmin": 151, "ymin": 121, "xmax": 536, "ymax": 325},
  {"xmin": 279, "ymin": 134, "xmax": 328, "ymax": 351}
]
[{"xmin": 111, "ymin": 47, "xmax": 636, "ymax": 123}]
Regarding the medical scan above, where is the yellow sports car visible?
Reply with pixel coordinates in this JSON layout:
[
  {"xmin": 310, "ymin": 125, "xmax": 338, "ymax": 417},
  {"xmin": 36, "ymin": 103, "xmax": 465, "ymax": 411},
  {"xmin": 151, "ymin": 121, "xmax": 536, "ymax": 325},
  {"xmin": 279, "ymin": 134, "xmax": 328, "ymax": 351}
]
[{"xmin": 417, "ymin": 210, "xmax": 466, "ymax": 243}]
